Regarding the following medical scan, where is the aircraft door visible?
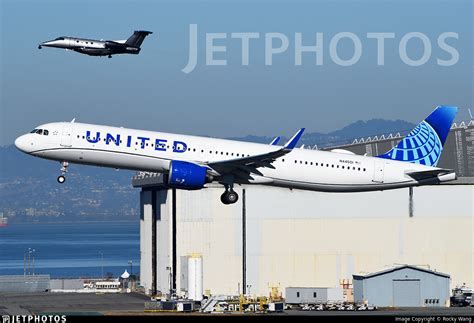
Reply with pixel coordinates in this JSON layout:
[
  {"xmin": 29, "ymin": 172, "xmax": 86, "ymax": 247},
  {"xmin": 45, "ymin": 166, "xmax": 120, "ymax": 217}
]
[
  {"xmin": 60, "ymin": 124, "xmax": 73, "ymax": 147},
  {"xmin": 373, "ymin": 159, "xmax": 385, "ymax": 183}
]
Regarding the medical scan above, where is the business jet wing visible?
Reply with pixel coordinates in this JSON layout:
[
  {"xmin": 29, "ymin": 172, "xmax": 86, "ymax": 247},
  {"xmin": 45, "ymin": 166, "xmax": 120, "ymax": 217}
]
[{"xmin": 207, "ymin": 128, "xmax": 304, "ymax": 177}]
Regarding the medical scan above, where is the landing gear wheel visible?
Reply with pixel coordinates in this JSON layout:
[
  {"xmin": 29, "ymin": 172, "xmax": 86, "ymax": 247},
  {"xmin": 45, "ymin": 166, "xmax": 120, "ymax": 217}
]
[
  {"xmin": 220, "ymin": 190, "xmax": 239, "ymax": 205},
  {"xmin": 57, "ymin": 161, "xmax": 69, "ymax": 184},
  {"xmin": 108, "ymin": 55, "xmax": 112, "ymax": 58}
]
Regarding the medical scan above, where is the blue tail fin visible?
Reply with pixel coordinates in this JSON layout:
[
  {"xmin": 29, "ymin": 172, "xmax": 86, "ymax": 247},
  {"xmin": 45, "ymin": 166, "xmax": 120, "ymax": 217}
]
[{"xmin": 377, "ymin": 106, "xmax": 458, "ymax": 167}]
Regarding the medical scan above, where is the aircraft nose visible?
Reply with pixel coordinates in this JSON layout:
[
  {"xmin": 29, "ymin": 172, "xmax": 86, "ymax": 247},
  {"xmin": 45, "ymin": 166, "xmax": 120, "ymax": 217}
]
[{"xmin": 14, "ymin": 134, "xmax": 32, "ymax": 153}]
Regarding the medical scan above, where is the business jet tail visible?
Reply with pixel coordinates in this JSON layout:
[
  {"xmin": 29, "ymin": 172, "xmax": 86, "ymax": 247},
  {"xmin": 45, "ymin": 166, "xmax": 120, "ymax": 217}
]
[
  {"xmin": 125, "ymin": 30, "xmax": 152, "ymax": 48},
  {"xmin": 377, "ymin": 106, "xmax": 458, "ymax": 167}
]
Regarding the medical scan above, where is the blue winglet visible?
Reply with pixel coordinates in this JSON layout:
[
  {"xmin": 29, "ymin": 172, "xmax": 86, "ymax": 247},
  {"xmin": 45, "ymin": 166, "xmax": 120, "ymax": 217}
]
[
  {"xmin": 270, "ymin": 136, "xmax": 281, "ymax": 145},
  {"xmin": 284, "ymin": 128, "xmax": 305, "ymax": 150}
]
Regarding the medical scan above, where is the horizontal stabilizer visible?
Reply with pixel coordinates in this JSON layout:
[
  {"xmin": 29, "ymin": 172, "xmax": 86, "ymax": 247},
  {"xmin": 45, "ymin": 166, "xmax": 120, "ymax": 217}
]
[{"xmin": 406, "ymin": 169, "xmax": 455, "ymax": 182}]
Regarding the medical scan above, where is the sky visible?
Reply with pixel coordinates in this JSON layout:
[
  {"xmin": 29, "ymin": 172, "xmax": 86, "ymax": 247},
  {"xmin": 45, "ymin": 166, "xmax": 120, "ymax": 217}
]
[{"xmin": 0, "ymin": 0, "xmax": 472, "ymax": 145}]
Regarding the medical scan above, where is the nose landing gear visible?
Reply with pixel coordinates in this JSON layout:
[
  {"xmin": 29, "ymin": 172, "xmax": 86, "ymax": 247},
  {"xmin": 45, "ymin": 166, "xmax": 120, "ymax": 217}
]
[
  {"xmin": 220, "ymin": 186, "xmax": 239, "ymax": 205},
  {"xmin": 57, "ymin": 161, "xmax": 69, "ymax": 184}
]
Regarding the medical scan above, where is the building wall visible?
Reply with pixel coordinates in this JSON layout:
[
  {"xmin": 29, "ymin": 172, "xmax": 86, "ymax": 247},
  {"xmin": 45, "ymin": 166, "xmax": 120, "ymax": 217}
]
[
  {"xmin": 50, "ymin": 279, "xmax": 83, "ymax": 290},
  {"xmin": 0, "ymin": 275, "xmax": 50, "ymax": 292},
  {"xmin": 140, "ymin": 184, "xmax": 473, "ymax": 297},
  {"xmin": 354, "ymin": 268, "xmax": 450, "ymax": 307}
]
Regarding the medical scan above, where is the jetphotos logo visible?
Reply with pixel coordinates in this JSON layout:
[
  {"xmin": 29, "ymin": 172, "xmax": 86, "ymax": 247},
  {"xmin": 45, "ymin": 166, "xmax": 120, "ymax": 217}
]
[
  {"xmin": 2, "ymin": 315, "xmax": 66, "ymax": 323},
  {"xmin": 181, "ymin": 24, "xmax": 459, "ymax": 73}
]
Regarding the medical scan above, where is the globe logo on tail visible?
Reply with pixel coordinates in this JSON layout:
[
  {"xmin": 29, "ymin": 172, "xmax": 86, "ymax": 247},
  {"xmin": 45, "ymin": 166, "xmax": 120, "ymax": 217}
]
[{"xmin": 380, "ymin": 121, "xmax": 442, "ymax": 166}]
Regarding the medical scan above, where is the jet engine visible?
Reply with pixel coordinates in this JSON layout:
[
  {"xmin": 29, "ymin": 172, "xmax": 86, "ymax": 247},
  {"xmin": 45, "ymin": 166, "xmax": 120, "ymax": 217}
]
[
  {"xmin": 167, "ymin": 160, "xmax": 208, "ymax": 190},
  {"xmin": 104, "ymin": 41, "xmax": 124, "ymax": 50}
]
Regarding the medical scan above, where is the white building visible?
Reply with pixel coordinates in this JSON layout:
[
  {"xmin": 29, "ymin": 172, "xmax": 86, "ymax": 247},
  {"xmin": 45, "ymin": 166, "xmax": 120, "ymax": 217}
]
[
  {"xmin": 135, "ymin": 181, "xmax": 473, "ymax": 297},
  {"xmin": 134, "ymin": 124, "xmax": 474, "ymax": 298}
]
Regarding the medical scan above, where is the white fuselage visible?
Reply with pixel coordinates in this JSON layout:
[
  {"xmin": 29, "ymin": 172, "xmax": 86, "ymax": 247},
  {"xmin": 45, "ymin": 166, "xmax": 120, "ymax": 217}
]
[{"xmin": 15, "ymin": 122, "xmax": 446, "ymax": 192}]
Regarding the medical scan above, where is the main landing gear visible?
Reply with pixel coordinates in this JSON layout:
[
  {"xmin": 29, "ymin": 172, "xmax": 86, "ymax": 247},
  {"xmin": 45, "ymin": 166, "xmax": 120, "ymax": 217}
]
[
  {"xmin": 220, "ymin": 185, "xmax": 239, "ymax": 205},
  {"xmin": 108, "ymin": 55, "xmax": 112, "ymax": 58},
  {"xmin": 57, "ymin": 161, "xmax": 69, "ymax": 184}
]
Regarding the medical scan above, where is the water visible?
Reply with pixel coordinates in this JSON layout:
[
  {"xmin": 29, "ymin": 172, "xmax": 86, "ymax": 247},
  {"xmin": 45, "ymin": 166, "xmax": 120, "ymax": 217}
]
[{"xmin": 0, "ymin": 221, "xmax": 140, "ymax": 278}]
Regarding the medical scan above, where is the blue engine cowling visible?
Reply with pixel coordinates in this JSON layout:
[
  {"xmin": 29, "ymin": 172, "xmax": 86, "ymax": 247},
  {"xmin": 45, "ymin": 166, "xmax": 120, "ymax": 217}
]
[{"xmin": 168, "ymin": 160, "xmax": 207, "ymax": 190}]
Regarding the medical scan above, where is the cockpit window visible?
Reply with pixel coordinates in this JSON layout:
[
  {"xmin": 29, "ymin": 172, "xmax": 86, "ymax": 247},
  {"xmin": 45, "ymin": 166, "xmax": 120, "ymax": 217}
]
[
  {"xmin": 43, "ymin": 130, "xmax": 49, "ymax": 136},
  {"xmin": 55, "ymin": 37, "xmax": 65, "ymax": 41},
  {"xmin": 30, "ymin": 129, "xmax": 38, "ymax": 133},
  {"xmin": 37, "ymin": 129, "xmax": 43, "ymax": 135}
]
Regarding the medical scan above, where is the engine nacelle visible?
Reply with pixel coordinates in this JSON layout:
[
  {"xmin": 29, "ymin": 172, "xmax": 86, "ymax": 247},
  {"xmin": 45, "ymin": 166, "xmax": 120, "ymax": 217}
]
[
  {"xmin": 104, "ymin": 41, "xmax": 124, "ymax": 50},
  {"xmin": 168, "ymin": 160, "xmax": 207, "ymax": 190}
]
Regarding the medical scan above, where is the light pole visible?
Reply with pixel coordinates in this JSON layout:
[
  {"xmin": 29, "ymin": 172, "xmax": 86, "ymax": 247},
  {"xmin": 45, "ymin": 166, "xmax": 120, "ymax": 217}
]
[
  {"xmin": 99, "ymin": 251, "xmax": 104, "ymax": 279},
  {"xmin": 27, "ymin": 248, "xmax": 35, "ymax": 275},
  {"xmin": 166, "ymin": 266, "xmax": 172, "ymax": 298},
  {"xmin": 32, "ymin": 249, "xmax": 36, "ymax": 275},
  {"xmin": 128, "ymin": 260, "xmax": 133, "ymax": 276}
]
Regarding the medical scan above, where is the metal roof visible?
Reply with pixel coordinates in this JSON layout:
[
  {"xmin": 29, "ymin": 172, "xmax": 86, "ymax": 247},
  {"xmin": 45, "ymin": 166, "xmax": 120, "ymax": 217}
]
[{"xmin": 353, "ymin": 265, "xmax": 450, "ymax": 280}]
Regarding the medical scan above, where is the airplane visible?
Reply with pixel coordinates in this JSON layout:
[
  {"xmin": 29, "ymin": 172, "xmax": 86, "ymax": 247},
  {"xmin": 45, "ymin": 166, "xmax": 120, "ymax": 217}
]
[
  {"xmin": 14, "ymin": 106, "xmax": 458, "ymax": 205},
  {"xmin": 38, "ymin": 31, "xmax": 152, "ymax": 58}
]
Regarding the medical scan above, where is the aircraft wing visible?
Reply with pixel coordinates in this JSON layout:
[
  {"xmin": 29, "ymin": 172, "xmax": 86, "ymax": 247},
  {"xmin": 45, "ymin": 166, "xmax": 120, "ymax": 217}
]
[{"xmin": 206, "ymin": 128, "xmax": 304, "ymax": 178}]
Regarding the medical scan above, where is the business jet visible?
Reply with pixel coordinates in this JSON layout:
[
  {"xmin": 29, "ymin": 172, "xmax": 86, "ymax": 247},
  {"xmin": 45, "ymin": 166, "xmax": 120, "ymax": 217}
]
[
  {"xmin": 38, "ymin": 30, "xmax": 152, "ymax": 58},
  {"xmin": 14, "ymin": 106, "xmax": 457, "ymax": 205}
]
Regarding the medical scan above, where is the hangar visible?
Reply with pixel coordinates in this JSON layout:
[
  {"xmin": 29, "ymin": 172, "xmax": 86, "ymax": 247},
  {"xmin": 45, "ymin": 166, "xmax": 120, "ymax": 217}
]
[
  {"xmin": 133, "ymin": 122, "xmax": 473, "ymax": 298},
  {"xmin": 353, "ymin": 265, "xmax": 450, "ymax": 307}
]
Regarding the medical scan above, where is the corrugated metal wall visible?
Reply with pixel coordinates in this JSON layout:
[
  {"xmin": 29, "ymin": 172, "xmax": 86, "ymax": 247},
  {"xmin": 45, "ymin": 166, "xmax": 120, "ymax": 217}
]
[{"xmin": 0, "ymin": 275, "xmax": 50, "ymax": 293}]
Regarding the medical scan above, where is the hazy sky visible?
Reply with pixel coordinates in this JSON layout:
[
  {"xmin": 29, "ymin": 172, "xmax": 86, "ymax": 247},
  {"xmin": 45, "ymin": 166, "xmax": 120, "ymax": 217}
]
[{"xmin": 0, "ymin": 0, "xmax": 472, "ymax": 145}]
